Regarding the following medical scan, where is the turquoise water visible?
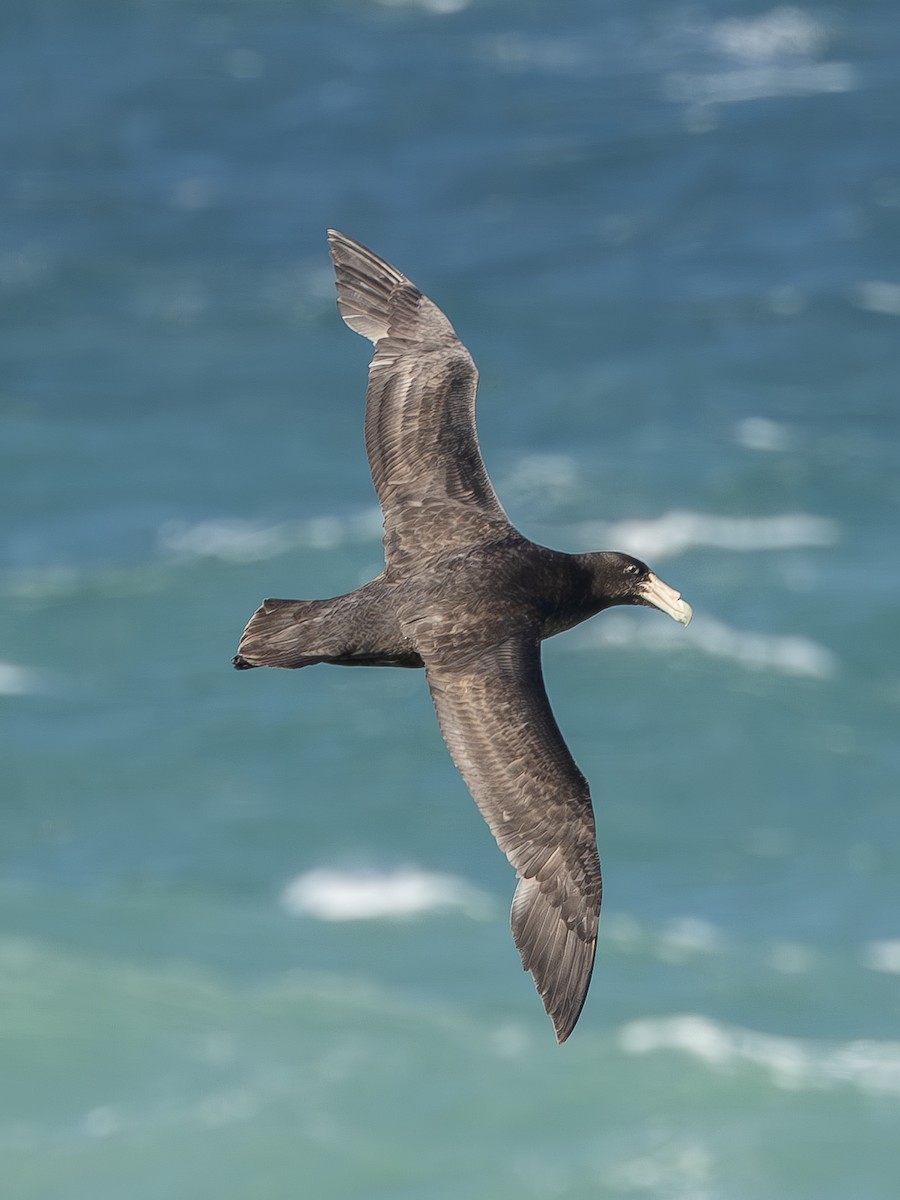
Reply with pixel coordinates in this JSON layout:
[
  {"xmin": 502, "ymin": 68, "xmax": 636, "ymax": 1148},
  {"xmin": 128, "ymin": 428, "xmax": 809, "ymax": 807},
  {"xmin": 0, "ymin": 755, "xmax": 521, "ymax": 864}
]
[{"xmin": 3, "ymin": 1, "xmax": 900, "ymax": 1196}]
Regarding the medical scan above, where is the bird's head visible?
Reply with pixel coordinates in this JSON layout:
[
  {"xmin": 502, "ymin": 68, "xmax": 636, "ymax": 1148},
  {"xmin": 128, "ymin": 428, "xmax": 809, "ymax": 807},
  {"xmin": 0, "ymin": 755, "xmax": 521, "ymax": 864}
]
[{"xmin": 581, "ymin": 551, "xmax": 693, "ymax": 624}]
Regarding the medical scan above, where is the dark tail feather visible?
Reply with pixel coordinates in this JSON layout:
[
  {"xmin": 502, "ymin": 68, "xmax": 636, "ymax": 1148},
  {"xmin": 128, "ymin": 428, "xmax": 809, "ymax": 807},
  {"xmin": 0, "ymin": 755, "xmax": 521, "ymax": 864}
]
[{"xmin": 233, "ymin": 598, "xmax": 323, "ymax": 670}]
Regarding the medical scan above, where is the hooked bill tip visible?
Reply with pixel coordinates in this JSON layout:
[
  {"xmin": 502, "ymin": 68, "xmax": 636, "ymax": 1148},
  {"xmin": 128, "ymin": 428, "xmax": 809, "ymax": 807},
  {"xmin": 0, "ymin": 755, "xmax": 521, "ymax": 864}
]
[
  {"xmin": 641, "ymin": 573, "xmax": 693, "ymax": 626},
  {"xmin": 675, "ymin": 599, "xmax": 693, "ymax": 627}
]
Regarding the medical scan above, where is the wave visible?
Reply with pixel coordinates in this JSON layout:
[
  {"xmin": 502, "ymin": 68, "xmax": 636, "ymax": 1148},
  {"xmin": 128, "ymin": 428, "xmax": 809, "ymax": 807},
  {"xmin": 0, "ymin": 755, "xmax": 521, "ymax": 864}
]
[
  {"xmin": 664, "ymin": 59, "xmax": 855, "ymax": 106},
  {"xmin": 603, "ymin": 913, "xmax": 840, "ymax": 983},
  {"xmin": 664, "ymin": 7, "xmax": 856, "ymax": 108},
  {"xmin": 619, "ymin": 1013, "xmax": 900, "ymax": 1098},
  {"xmin": 280, "ymin": 866, "xmax": 494, "ymax": 922},
  {"xmin": 158, "ymin": 510, "xmax": 384, "ymax": 563},
  {"xmin": 0, "ymin": 661, "xmax": 51, "ymax": 696},
  {"xmin": 862, "ymin": 940, "xmax": 900, "ymax": 975},
  {"xmin": 498, "ymin": 453, "xmax": 582, "ymax": 508},
  {"xmin": 575, "ymin": 611, "xmax": 836, "ymax": 679},
  {"xmin": 572, "ymin": 510, "xmax": 838, "ymax": 561},
  {"xmin": 851, "ymin": 281, "xmax": 900, "ymax": 318},
  {"xmin": 710, "ymin": 7, "xmax": 831, "ymax": 61},
  {"xmin": 603, "ymin": 913, "xmax": 726, "ymax": 964},
  {"xmin": 734, "ymin": 416, "xmax": 792, "ymax": 451}
]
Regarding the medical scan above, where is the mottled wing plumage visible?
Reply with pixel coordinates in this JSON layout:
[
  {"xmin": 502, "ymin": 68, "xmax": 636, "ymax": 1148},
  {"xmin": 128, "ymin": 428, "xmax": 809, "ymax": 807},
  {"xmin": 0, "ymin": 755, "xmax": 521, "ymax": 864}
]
[
  {"xmin": 327, "ymin": 230, "xmax": 511, "ymax": 564},
  {"xmin": 425, "ymin": 634, "xmax": 601, "ymax": 1043}
]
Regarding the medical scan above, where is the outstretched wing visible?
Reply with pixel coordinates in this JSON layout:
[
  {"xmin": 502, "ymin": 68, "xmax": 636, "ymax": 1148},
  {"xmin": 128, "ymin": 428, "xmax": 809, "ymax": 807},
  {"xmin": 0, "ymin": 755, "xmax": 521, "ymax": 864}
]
[
  {"xmin": 327, "ymin": 230, "xmax": 512, "ymax": 565},
  {"xmin": 425, "ymin": 633, "xmax": 602, "ymax": 1042}
]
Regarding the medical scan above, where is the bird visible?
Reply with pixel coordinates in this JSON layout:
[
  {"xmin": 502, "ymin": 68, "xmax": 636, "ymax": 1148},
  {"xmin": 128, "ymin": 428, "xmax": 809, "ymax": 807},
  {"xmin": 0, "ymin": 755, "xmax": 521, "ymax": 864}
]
[{"xmin": 234, "ymin": 231, "xmax": 692, "ymax": 1042}]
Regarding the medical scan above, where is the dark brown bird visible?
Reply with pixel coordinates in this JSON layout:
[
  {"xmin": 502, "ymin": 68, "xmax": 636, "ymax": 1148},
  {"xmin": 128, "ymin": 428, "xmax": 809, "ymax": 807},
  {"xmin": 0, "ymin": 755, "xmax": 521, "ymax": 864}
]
[{"xmin": 234, "ymin": 231, "xmax": 692, "ymax": 1042}]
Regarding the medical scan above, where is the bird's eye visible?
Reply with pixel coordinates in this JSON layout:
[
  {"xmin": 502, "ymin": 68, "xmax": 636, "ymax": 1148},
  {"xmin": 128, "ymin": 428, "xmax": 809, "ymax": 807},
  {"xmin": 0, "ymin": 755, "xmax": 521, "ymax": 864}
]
[{"xmin": 624, "ymin": 563, "xmax": 640, "ymax": 575}]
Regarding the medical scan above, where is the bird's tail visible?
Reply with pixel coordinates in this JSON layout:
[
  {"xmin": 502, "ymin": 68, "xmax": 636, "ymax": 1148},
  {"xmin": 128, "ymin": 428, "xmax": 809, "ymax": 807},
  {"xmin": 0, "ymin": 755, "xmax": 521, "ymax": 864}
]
[{"xmin": 233, "ymin": 598, "xmax": 325, "ymax": 670}]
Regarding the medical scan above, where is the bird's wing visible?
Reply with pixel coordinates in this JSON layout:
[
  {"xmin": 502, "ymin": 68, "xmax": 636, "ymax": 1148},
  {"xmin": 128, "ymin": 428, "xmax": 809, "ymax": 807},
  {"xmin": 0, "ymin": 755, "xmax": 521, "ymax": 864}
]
[
  {"xmin": 425, "ymin": 633, "xmax": 601, "ymax": 1042},
  {"xmin": 327, "ymin": 230, "xmax": 513, "ymax": 566}
]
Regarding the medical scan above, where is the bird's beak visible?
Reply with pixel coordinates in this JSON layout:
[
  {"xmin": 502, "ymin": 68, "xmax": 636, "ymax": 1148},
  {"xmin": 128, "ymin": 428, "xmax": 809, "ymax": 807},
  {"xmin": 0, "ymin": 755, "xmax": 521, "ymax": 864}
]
[{"xmin": 639, "ymin": 573, "xmax": 693, "ymax": 625}]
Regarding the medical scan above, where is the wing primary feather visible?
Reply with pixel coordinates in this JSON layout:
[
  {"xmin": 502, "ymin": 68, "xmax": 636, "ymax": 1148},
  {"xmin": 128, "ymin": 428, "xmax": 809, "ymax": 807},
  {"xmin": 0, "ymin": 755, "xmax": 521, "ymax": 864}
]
[{"xmin": 327, "ymin": 230, "xmax": 405, "ymax": 342}]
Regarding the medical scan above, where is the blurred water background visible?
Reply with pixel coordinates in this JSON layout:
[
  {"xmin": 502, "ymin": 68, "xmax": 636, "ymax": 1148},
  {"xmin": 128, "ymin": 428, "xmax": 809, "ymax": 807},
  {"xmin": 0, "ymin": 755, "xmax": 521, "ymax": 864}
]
[{"xmin": 3, "ymin": 1, "xmax": 900, "ymax": 1197}]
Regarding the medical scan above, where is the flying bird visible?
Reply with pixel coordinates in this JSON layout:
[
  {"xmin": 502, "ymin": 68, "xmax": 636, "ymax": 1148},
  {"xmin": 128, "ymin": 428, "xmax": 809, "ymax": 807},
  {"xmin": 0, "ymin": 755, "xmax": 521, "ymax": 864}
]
[{"xmin": 234, "ymin": 232, "xmax": 692, "ymax": 1041}]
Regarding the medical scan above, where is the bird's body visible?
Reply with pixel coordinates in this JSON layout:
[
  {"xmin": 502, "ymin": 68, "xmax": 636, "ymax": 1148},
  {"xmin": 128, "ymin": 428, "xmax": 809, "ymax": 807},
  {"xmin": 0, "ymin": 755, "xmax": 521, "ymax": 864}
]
[{"xmin": 235, "ymin": 232, "xmax": 692, "ymax": 1041}]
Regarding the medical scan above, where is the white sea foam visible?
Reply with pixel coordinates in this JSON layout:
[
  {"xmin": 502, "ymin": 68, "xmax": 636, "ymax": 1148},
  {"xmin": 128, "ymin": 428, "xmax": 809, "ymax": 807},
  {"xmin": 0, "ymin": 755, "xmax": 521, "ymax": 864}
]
[
  {"xmin": 619, "ymin": 1013, "xmax": 900, "ymax": 1097},
  {"xmin": 479, "ymin": 31, "xmax": 588, "ymax": 74},
  {"xmin": 686, "ymin": 615, "xmax": 836, "ymax": 679},
  {"xmin": 851, "ymin": 280, "xmax": 900, "ymax": 318},
  {"xmin": 606, "ymin": 1138, "xmax": 714, "ymax": 1198},
  {"xmin": 603, "ymin": 913, "xmax": 726, "ymax": 964},
  {"xmin": 664, "ymin": 60, "xmax": 855, "ymax": 106},
  {"xmin": 602, "ymin": 913, "xmax": 823, "ymax": 979},
  {"xmin": 655, "ymin": 917, "xmax": 726, "ymax": 963},
  {"xmin": 573, "ymin": 510, "xmax": 838, "ymax": 561},
  {"xmin": 82, "ymin": 1106, "xmax": 121, "ymax": 1140},
  {"xmin": 158, "ymin": 509, "xmax": 383, "ymax": 563},
  {"xmin": 735, "ymin": 416, "xmax": 792, "ymax": 452},
  {"xmin": 280, "ymin": 866, "xmax": 493, "ymax": 922},
  {"xmin": 376, "ymin": 0, "xmax": 471, "ymax": 13},
  {"xmin": 664, "ymin": 7, "xmax": 854, "ymax": 108},
  {"xmin": 499, "ymin": 453, "xmax": 581, "ymax": 508},
  {"xmin": 577, "ymin": 611, "xmax": 836, "ymax": 679},
  {"xmin": 862, "ymin": 940, "xmax": 900, "ymax": 975},
  {"xmin": 711, "ymin": 7, "xmax": 831, "ymax": 62},
  {"xmin": 0, "ymin": 661, "xmax": 49, "ymax": 696}
]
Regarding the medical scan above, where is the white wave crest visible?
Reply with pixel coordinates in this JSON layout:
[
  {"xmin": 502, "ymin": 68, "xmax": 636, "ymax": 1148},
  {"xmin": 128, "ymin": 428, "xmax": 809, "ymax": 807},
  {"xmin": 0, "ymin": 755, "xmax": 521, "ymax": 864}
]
[
  {"xmin": 619, "ymin": 1013, "xmax": 900, "ymax": 1097},
  {"xmin": 603, "ymin": 913, "xmax": 726, "ymax": 963},
  {"xmin": 605, "ymin": 1138, "xmax": 715, "ymax": 1197},
  {"xmin": 376, "ymin": 0, "xmax": 471, "ymax": 13},
  {"xmin": 851, "ymin": 280, "xmax": 900, "ymax": 318},
  {"xmin": 735, "ymin": 416, "xmax": 792, "ymax": 451},
  {"xmin": 158, "ymin": 509, "xmax": 383, "ymax": 563},
  {"xmin": 664, "ymin": 60, "xmax": 855, "ymax": 106},
  {"xmin": 711, "ymin": 7, "xmax": 830, "ymax": 62},
  {"xmin": 862, "ymin": 940, "xmax": 900, "ymax": 975},
  {"xmin": 499, "ymin": 453, "xmax": 581, "ymax": 508},
  {"xmin": 578, "ymin": 612, "xmax": 836, "ymax": 679},
  {"xmin": 573, "ymin": 510, "xmax": 838, "ymax": 561},
  {"xmin": 665, "ymin": 9, "xmax": 854, "ymax": 108},
  {"xmin": 280, "ymin": 866, "xmax": 493, "ymax": 922},
  {"xmin": 0, "ymin": 661, "xmax": 50, "ymax": 695}
]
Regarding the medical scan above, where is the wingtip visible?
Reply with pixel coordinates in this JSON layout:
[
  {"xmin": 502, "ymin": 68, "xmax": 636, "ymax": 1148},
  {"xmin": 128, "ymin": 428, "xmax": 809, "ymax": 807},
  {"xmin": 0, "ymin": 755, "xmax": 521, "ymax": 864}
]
[
  {"xmin": 325, "ymin": 229, "xmax": 416, "ymax": 344},
  {"xmin": 546, "ymin": 970, "xmax": 592, "ymax": 1044},
  {"xmin": 326, "ymin": 228, "xmax": 371, "ymax": 261},
  {"xmin": 326, "ymin": 228, "xmax": 352, "ymax": 264},
  {"xmin": 550, "ymin": 992, "xmax": 589, "ymax": 1044},
  {"xmin": 511, "ymin": 875, "xmax": 597, "ymax": 1045},
  {"xmin": 326, "ymin": 229, "xmax": 365, "ymax": 269}
]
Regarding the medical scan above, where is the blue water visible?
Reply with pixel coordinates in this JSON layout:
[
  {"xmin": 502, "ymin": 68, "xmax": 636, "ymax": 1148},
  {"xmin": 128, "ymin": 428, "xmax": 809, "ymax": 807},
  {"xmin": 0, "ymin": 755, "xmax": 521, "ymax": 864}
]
[{"xmin": 3, "ymin": 1, "xmax": 900, "ymax": 1196}]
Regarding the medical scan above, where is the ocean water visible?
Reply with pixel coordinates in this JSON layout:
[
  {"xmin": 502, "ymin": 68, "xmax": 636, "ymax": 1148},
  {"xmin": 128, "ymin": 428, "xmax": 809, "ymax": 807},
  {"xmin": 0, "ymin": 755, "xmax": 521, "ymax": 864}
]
[{"xmin": 3, "ymin": 1, "xmax": 900, "ymax": 1197}]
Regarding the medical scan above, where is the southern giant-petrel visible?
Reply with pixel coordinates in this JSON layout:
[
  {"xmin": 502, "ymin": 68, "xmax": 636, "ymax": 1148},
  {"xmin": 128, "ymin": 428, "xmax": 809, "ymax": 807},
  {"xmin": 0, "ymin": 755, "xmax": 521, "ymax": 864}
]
[{"xmin": 234, "ymin": 232, "xmax": 692, "ymax": 1041}]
